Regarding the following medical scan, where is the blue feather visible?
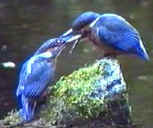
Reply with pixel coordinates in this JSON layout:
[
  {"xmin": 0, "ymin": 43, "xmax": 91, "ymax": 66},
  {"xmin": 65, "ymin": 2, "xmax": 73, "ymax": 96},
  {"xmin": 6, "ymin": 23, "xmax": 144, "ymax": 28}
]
[
  {"xmin": 72, "ymin": 11, "xmax": 100, "ymax": 31},
  {"xmin": 19, "ymin": 95, "xmax": 36, "ymax": 121},
  {"xmin": 70, "ymin": 12, "xmax": 149, "ymax": 60},
  {"xmin": 16, "ymin": 51, "xmax": 55, "ymax": 121},
  {"xmin": 93, "ymin": 14, "xmax": 149, "ymax": 60}
]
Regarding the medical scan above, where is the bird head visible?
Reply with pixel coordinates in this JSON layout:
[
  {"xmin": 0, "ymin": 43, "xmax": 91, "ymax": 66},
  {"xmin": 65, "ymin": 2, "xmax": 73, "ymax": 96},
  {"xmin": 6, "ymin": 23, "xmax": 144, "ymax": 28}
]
[
  {"xmin": 43, "ymin": 43, "xmax": 66, "ymax": 61},
  {"xmin": 35, "ymin": 38, "xmax": 68, "ymax": 62},
  {"xmin": 34, "ymin": 43, "xmax": 66, "ymax": 67},
  {"xmin": 61, "ymin": 11, "xmax": 100, "ymax": 53},
  {"xmin": 63, "ymin": 11, "xmax": 100, "ymax": 37},
  {"xmin": 34, "ymin": 38, "xmax": 66, "ymax": 55},
  {"xmin": 72, "ymin": 11, "xmax": 100, "ymax": 31}
]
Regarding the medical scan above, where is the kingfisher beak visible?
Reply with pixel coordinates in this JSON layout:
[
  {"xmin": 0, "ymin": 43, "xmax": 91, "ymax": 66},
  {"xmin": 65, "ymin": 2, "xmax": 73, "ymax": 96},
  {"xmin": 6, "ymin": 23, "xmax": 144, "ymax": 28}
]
[
  {"xmin": 66, "ymin": 34, "xmax": 82, "ymax": 43},
  {"xmin": 61, "ymin": 28, "xmax": 82, "ymax": 53},
  {"xmin": 62, "ymin": 28, "xmax": 82, "ymax": 43},
  {"xmin": 62, "ymin": 28, "xmax": 73, "ymax": 36}
]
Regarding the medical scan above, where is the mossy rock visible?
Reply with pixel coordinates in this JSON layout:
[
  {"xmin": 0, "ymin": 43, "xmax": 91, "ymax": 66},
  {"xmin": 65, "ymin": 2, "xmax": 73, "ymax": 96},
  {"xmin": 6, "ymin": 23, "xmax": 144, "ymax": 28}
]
[{"xmin": 1, "ymin": 58, "xmax": 132, "ymax": 128}]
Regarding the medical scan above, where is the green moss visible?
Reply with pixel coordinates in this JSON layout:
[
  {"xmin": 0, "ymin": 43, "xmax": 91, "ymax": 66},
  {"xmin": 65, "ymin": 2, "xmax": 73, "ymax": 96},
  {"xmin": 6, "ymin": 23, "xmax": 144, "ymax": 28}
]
[
  {"xmin": 51, "ymin": 61, "xmax": 105, "ymax": 118},
  {"xmin": 2, "ymin": 110, "xmax": 20, "ymax": 126}
]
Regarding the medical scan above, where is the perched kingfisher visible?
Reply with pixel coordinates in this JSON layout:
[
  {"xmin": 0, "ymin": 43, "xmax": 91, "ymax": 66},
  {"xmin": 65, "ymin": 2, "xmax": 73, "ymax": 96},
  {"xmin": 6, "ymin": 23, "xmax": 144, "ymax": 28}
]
[
  {"xmin": 63, "ymin": 11, "xmax": 149, "ymax": 60},
  {"xmin": 16, "ymin": 38, "xmax": 67, "ymax": 122}
]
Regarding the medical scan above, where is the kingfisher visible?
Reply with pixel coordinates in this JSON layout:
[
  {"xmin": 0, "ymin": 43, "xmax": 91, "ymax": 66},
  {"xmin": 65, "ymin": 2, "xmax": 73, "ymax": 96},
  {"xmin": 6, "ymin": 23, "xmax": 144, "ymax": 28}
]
[
  {"xmin": 63, "ymin": 11, "xmax": 149, "ymax": 60},
  {"xmin": 16, "ymin": 38, "xmax": 68, "ymax": 122}
]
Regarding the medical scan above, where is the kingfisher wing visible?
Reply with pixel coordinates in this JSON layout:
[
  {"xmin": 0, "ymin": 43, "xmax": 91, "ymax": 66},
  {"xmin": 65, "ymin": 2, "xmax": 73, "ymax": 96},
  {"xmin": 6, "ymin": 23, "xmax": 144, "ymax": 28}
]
[
  {"xmin": 96, "ymin": 15, "xmax": 140, "ymax": 52},
  {"xmin": 16, "ymin": 62, "xmax": 29, "ymax": 97},
  {"xmin": 94, "ymin": 14, "xmax": 149, "ymax": 60},
  {"xmin": 98, "ymin": 26, "xmax": 140, "ymax": 53},
  {"xmin": 17, "ymin": 58, "xmax": 54, "ymax": 98}
]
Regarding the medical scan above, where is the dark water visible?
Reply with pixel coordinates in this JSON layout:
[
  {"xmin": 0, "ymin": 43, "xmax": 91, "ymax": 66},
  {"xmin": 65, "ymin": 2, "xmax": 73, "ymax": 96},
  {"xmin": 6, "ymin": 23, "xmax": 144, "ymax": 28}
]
[{"xmin": 0, "ymin": 0, "xmax": 153, "ymax": 127}]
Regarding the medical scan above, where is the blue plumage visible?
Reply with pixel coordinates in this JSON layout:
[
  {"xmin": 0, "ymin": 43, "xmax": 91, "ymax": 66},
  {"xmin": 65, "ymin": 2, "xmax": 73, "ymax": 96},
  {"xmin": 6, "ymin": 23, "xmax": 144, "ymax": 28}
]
[
  {"xmin": 17, "ymin": 55, "xmax": 55, "ymax": 98},
  {"xmin": 72, "ymin": 11, "xmax": 100, "ymax": 31},
  {"xmin": 34, "ymin": 38, "xmax": 65, "ymax": 55},
  {"xmin": 16, "ymin": 38, "xmax": 66, "ymax": 122},
  {"xmin": 66, "ymin": 11, "xmax": 149, "ymax": 60},
  {"xmin": 93, "ymin": 14, "xmax": 149, "ymax": 60},
  {"xmin": 16, "ymin": 51, "xmax": 55, "ymax": 121}
]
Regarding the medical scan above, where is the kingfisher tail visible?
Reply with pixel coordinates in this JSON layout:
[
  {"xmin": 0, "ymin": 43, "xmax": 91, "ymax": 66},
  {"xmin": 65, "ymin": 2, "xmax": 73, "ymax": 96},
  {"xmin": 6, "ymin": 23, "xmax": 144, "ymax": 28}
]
[
  {"xmin": 20, "ymin": 95, "xmax": 37, "ymax": 121},
  {"xmin": 137, "ymin": 40, "xmax": 150, "ymax": 61}
]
